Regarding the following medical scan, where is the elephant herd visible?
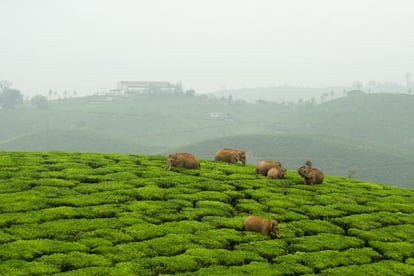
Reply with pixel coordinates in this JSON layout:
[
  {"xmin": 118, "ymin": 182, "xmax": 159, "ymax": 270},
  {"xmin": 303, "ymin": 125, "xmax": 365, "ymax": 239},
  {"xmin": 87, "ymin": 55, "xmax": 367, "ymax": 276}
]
[
  {"xmin": 166, "ymin": 148, "xmax": 324, "ymax": 185},
  {"xmin": 165, "ymin": 148, "xmax": 325, "ymax": 239}
]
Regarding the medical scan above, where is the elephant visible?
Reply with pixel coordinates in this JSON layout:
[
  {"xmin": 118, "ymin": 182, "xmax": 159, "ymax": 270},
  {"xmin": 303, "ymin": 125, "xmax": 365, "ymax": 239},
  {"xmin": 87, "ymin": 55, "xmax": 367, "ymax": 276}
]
[
  {"xmin": 267, "ymin": 166, "xmax": 286, "ymax": 179},
  {"xmin": 243, "ymin": 215, "xmax": 280, "ymax": 239},
  {"xmin": 214, "ymin": 148, "xmax": 246, "ymax": 165},
  {"xmin": 165, "ymin": 152, "xmax": 200, "ymax": 170},
  {"xmin": 297, "ymin": 160, "xmax": 324, "ymax": 184},
  {"xmin": 256, "ymin": 160, "xmax": 283, "ymax": 176}
]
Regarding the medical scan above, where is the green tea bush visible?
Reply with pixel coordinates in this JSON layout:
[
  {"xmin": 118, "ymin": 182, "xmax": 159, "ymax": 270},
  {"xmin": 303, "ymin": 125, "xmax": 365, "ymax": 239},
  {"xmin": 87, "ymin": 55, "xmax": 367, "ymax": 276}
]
[
  {"xmin": 0, "ymin": 191, "xmax": 49, "ymax": 212},
  {"xmin": 201, "ymin": 216, "xmax": 244, "ymax": 230},
  {"xmin": 37, "ymin": 251, "xmax": 112, "ymax": 271},
  {"xmin": 123, "ymin": 222, "xmax": 164, "ymax": 241},
  {"xmin": 193, "ymin": 228, "xmax": 243, "ymax": 249},
  {"xmin": 195, "ymin": 200, "xmax": 234, "ymax": 217},
  {"xmin": 290, "ymin": 233, "xmax": 364, "ymax": 252},
  {"xmin": 82, "ymin": 228, "xmax": 133, "ymax": 244},
  {"xmin": 34, "ymin": 178, "xmax": 77, "ymax": 188},
  {"xmin": 105, "ymin": 242, "xmax": 148, "ymax": 262},
  {"xmin": 179, "ymin": 262, "xmax": 282, "ymax": 276},
  {"xmin": 53, "ymin": 266, "xmax": 115, "ymax": 276},
  {"xmin": 185, "ymin": 248, "xmax": 264, "ymax": 267},
  {"xmin": 235, "ymin": 199, "xmax": 266, "ymax": 213},
  {"xmin": 7, "ymin": 218, "xmax": 123, "ymax": 241},
  {"xmin": 319, "ymin": 260, "xmax": 414, "ymax": 276},
  {"xmin": 140, "ymin": 254, "xmax": 199, "ymax": 275},
  {"xmin": 188, "ymin": 191, "xmax": 231, "ymax": 202},
  {"xmin": 334, "ymin": 211, "xmax": 407, "ymax": 231},
  {"xmin": 370, "ymin": 241, "xmax": 414, "ymax": 262},
  {"xmin": 282, "ymin": 219, "xmax": 344, "ymax": 238},
  {"xmin": 190, "ymin": 180, "xmax": 235, "ymax": 192},
  {"xmin": 0, "ymin": 259, "xmax": 59, "ymax": 275},
  {"xmin": 0, "ymin": 229, "xmax": 15, "ymax": 243},
  {"xmin": 267, "ymin": 207, "xmax": 309, "ymax": 222},
  {"xmin": 295, "ymin": 204, "xmax": 346, "ymax": 219},
  {"xmin": 273, "ymin": 247, "xmax": 381, "ymax": 272},
  {"xmin": 0, "ymin": 239, "xmax": 87, "ymax": 260},
  {"xmin": 235, "ymin": 239, "xmax": 287, "ymax": 260},
  {"xmin": 1, "ymin": 152, "xmax": 414, "ymax": 275},
  {"xmin": 134, "ymin": 185, "xmax": 166, "ymax": 200},
  {"xmin": 161, "ymin": 220, "xmax": 214, "ymax": 234},
  {"xmin": 349, "ymin": 224, "xmax": 414, "ymax": 243}
]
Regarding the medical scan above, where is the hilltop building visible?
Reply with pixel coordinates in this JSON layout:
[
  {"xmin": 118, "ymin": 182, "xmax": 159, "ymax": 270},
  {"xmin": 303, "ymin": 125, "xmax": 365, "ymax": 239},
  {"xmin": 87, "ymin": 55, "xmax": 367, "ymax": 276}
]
[{"xmin": 115, "ymin": 81, "xmax": 182, "ymax": 94}]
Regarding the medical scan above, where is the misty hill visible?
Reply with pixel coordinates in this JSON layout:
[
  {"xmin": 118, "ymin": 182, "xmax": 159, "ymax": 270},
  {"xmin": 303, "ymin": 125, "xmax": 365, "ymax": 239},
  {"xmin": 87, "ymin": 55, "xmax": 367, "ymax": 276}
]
[
  {"xmin": 213, "ymin": 86, "xmax": 349, "ymax": 103},
  {"xmin": 0, "ymin": 151, "xmax": 413, "ymax": 275},
  {"xmin": 173, "ymin": 134, "xmax": 414, "ymax": 189},
  {"xmin": 299, "ymin": 92, "xmax": 414, "ymax": 149},
  {"xmin": 1, "ymin": 91, "xmax": 414, "ymax": 188}
]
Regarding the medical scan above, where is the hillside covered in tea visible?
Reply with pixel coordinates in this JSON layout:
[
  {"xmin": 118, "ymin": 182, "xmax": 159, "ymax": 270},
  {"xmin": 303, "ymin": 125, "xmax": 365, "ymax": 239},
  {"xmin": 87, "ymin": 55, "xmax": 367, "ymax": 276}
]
[{"xmin": 0, "ymin": 151, "xmax": 413, "ymax": 275}]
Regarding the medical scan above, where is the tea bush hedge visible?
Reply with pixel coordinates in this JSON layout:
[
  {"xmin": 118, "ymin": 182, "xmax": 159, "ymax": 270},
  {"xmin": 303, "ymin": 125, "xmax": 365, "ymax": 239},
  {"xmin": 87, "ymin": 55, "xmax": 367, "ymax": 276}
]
[{"xmin": 0, "ymin": 151, "xmax": 413, "ymax": 275}]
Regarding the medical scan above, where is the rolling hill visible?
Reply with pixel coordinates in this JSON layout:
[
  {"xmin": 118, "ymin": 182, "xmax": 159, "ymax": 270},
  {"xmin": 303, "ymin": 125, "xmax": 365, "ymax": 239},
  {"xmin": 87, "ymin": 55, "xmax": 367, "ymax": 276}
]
[
  {"xmin": 173, "ymin": 134, "xmax": 414, "ymax": 189},
  {"xmin": 1, "ymin": 91, "xmax": 414, "ymax": 189},
  {"xmin": 0, "ymin": 151, "xmax": 413, "ymax": 275}
]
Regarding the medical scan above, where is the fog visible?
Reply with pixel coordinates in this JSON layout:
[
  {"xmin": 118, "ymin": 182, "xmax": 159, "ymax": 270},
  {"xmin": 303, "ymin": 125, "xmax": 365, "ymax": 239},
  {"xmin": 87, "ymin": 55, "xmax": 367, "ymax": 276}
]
[{"xmin": 1, "ymin": 0, "xmax": 414, "ymax": 99}]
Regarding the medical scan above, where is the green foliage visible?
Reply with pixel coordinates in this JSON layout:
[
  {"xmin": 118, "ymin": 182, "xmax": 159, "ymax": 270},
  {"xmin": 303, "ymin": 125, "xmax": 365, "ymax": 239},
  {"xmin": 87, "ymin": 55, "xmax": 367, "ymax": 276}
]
[
  {"xmin": 290, "ymin": 233, "xmax": 364, "ymax": 252},
  {"xmin": 370, "ymin": 241, "xmax": 414, "ymax": 262},
  {"xmin": 0, "ymin": 151, "xmax": 413, "ymax": 275}
]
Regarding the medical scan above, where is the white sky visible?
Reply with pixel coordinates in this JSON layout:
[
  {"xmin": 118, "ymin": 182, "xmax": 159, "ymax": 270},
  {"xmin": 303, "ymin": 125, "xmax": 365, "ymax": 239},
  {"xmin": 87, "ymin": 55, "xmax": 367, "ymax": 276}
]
[{"xmin": 1, "ymin": 0, "xmax": 413, "ymax": 96}]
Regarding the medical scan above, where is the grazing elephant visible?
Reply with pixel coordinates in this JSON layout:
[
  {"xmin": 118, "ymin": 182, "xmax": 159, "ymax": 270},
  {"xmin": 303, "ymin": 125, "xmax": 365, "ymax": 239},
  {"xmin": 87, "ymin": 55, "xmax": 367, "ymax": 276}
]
[
  {"xmin": 214, "ymin": 148, "xmax": 246, "ymax": 165},
  {"xmin": 256, "ymin": 160, "xmax": 283, "ymax": 176},
  {"xmin": 165, "ymin": 152, "xmax": 200, "ymax": 170},
  {"xmin": 297, "ymin": 160, "xmax": 324, "ymax": 184},
  {"xmin": 267, "ymin": 166, "xmax": 286, "ymax": 179},
  {"xmin": 243, "ymin": 215, "xmax": 280, "ymax": 239}
]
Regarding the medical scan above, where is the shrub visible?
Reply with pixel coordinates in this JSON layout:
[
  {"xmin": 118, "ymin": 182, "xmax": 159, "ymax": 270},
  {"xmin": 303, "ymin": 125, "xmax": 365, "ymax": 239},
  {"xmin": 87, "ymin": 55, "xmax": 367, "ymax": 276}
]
[
  {"xmin": 0, "ymin": 239, "xmax": 87, "ymax": 260},
  {"xmin": 7, "ymin": 218, "xmax": 123, "ymax": 240},
  {"xmin": 273, "ymin": 247, "xmax": 381, "ymax": 272},
  {"xmin": 349, "ymin": 224, "xmax": 414, "ymax": 243},
  {"xmin": 134, "ymin": 185, "xmax": 166, "ymax": 200},
  {"xmin": 235, "ymin": 199, "xmax": 266, "ymax": 213},
  {"xmin": 37, "ymin": 251, "xmax": 112, "ymax": 271},
  {"xmin": 201, "ymin": 216, "xmax": 244, "ymax": 230},
  {"xmin": 319, "ymin": 260, "xmax": 414, "ymax": 276},
  {"xmin": 193, "ymin": 228, "xmax": 243, "ymax": 249},
  {"xmin": 334, "ymin": 211, "xmax": 408, "ymax": 231},
  {"xmin": 143, "ymin": 254, "xmax": 199, "ymax": 274},
  {"xmin": 235, "ymin": 239, "xmax": 287, "ymax": 260},
  {"xmin": 105, "ymin": 242, "xmax": 148, "ymax": 263},
  {"xmin": 139, "ymin": 234, "xmax": 195, "ymax": 257},
  {"xmin": 123, "ymin": 222, "xmax": 164, "ymax": 241},
  {"xmin": 196, "ymin": 201, "xmax": 234, "ymax": 217},
  {"xmin": 290, "ymin": 233, "xmax": 364, "ymax": 252},
  {"xmin": 295, "ymin": 205, "xmax": 346, "ymax": 219},
  {"xmin": 185, "ymin": 248, "xmax": 264, "ymax": 267},
  {"xmin": 282, "ymin": 219, "xmax": 344, "ymax": 238},
  {"xmin": 162, "ymin": 220, "xmax": 214, "ymax": 234},
  {"xmin": 370, "ymin": 241, "xmax": 414, "ymax": 262},
  {"xmin": 0, "ymin": 259, "xmax": 59, "ymax": 275},
  {"xmin": 52, "ymin": 266, "xmax": 116, "ymax": 275}
]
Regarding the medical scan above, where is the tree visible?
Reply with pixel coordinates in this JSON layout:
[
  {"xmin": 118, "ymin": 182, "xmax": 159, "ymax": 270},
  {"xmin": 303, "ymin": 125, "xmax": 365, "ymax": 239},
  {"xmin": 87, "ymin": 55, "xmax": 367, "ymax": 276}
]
[
  {"xmin": 0, "ymin": 88, "xmax": 23, "ymax": 109},
  {"xmin": 352, "ymin": 81, "xmax": 363, "ymax": 90},
  {"xmin": 31, "ymin": 95, "xmax": 49, "ymax": 109}
]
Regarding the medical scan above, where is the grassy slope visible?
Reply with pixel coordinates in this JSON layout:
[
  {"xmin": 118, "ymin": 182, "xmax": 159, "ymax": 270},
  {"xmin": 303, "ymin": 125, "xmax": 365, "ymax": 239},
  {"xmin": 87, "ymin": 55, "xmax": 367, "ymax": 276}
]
[
  {"xmin": 300, "ymin": 93, "xmax": 414, "ymax": 148},
  {"xmin": 174, "ymin": 134, "xmax": 414, "ymax": 189},
  {"xmin": 0, "ymin": 129, "xmax": 162, "ymax": 154},
  {"xmin": 0, "ymin": 151, "xmax": 413, "ymax": 275}
]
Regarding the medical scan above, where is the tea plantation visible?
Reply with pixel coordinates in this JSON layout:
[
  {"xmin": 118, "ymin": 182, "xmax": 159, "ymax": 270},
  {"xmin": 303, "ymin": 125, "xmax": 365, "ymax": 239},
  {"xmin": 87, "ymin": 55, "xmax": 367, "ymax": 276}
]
[{"xmin": 0, "ymin": 151, "xmax": 413, "ymax": 275}]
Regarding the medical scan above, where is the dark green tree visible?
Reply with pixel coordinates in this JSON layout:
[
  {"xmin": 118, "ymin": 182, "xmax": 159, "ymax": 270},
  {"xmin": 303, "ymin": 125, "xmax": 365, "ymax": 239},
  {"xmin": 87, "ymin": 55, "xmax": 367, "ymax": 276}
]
[
  {"xmin": 31, "ymin": 95, "xmax": 49, "ymax": 109},
  {"xmin": 0, "ymin": 88, "xmax": 23, "ymax": 109}
]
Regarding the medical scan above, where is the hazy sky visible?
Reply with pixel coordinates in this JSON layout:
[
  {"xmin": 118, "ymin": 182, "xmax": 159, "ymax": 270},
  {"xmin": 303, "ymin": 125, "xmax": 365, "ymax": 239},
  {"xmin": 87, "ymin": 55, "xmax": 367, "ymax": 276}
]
[{"xmin": 1, "ymin": 0, "xmax": 413, "ymax": 97}]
